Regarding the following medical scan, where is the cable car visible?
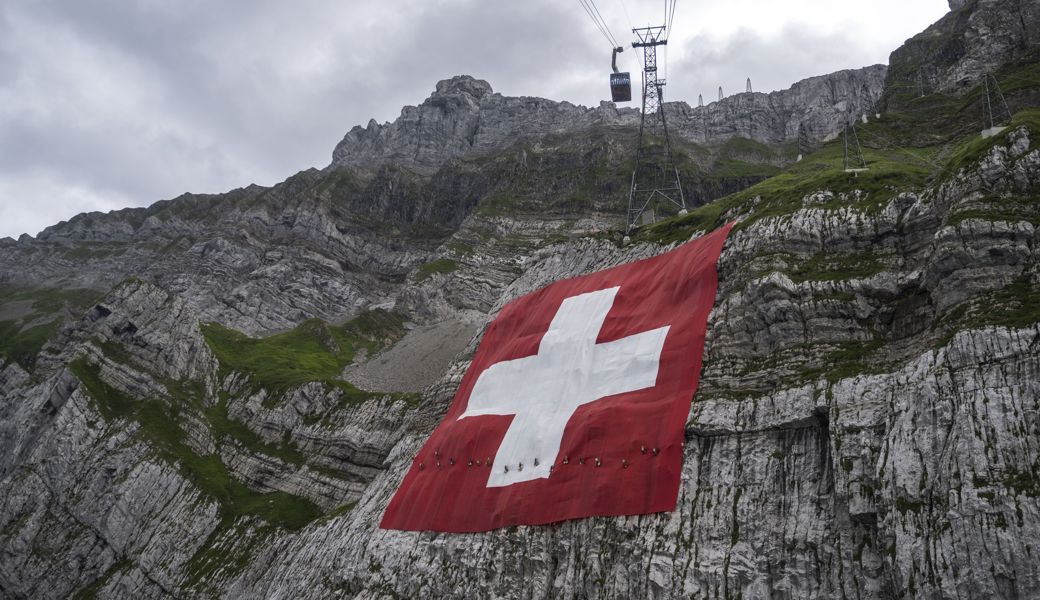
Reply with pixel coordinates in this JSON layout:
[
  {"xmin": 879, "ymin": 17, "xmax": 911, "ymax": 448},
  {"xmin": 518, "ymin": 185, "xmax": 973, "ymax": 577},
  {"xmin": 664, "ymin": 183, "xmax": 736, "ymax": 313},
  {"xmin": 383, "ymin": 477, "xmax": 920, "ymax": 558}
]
[{"xmin": 609, "ymin": 47, "xmax": 631, "ymax": 103}]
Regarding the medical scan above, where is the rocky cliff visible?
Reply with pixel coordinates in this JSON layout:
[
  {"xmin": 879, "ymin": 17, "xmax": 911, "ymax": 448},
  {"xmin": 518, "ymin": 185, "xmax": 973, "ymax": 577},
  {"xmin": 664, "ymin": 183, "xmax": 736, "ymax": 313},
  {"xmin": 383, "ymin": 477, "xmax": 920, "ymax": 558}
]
[
  {"xmin": 885, "ymin": 0, "xmax": 1040, "ymax": 102},
  {"xmin": 1, "ymin": 1, "xmax": 1039, "ymax": 598},
  {"xmin": 332, "ymin": 67, "xmax": 886, "ymax": 172}
]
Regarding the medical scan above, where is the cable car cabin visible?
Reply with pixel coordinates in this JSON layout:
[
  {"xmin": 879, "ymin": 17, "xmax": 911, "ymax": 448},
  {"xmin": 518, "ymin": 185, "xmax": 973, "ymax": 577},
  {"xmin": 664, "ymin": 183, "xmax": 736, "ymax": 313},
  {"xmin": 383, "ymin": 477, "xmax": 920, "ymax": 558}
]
[{"xmin": 610, "ymin": 72, "xmax": 632, "ymax": 102}]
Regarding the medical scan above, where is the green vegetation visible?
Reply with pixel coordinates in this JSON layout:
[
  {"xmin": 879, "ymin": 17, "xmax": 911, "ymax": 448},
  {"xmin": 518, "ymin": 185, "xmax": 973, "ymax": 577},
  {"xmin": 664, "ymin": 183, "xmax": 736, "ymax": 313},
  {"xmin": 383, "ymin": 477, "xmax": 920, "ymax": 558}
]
[
  {"xmin": 730, "ymin": 487, "xmax": 742, "ymax": 545},
  {"xmin": 71, "ymin": 321, "xmax": 388, "ymax": 586},
  {"xmin": 946, "ymin": 195, "xmax": 1040, "ymax": 227},
  {"xmin": 183, "ymin": 518, "xmax": 274, "ymax": 590},
  {"xmin": 894, "ymin": 496, "xmax": 925, "ymax": 515},
  {"xmin": 813, "ymin": 340, "xmax": 889, "ymax": 383},
  {"xmin": 943, "ymin": 108, "xmax": 1040, "ymax": 177},
  {"xmin": 635, "ymin": 60, "xmax": 1040, "ymax": 246},
  {"xmin": 718, "ymin": 136, "xmax": 778, "ymax": 160},
  {"xmin": 477, "ymin": 192, "xmax": 527, "ymax": 217},
  {"xmin": 785, "ymin": 253, "xmax": 887, "ymax": 283},
  {"xmin": 750, "ymin": 339, "xmax": 891, "ymax": 385},
  {"xmin": 314, "ymin": 167, "xmax": 361, "ymax": 196},
  {"xmin": 636, "ymin": 139, "xmax": 934, "ymax": 244},
  {"xmin": 0, "ymin": 319, "xmax": 61, "ymax": 368},
  {"xmin": 414, "ymin": 257, "xmax": 458, "ymax": 282},
  {"xmin": 445, "ymin": 239, "xmax": 474, "ymax": 256},
  {"xmin": 94, "ymin": 336, "xmax": 135, "ymax": 365},
  {"xmin": 71, "ymin": 558, "xmax": 131, "ymax": 600},
  {"xmin": 0, "ymin": 285, "xmax": 102, "ymax": 368},
  {"xmin": 69, "ymin": 359, "xmax": 320, "ymax": 531},
  {"xmin": 738, "ymin": 339, "xmax": 890, "ymax": 385},
  {"xmin": 319, "ymin": 501, "xmax": 358, "ymax": 523},
  {"xmin": 1, "ymin": 512, "xmax": 31, "ymax": 537},
  {"xmin": 937, "ymin": 275, "xmax": 1040, "ymax": 345},
  {"xmin": 883, "ymin": 51, "xmax": 1040, "ymax": 145},
  {"xmin": 0, "ymin": 285, "xmax": 102, "ymax": 315},
  {"xmin": 711, "ymin": 159, "xmax": 782, "ymax": 179},
  {"xmin": 201, "ymin": 309, "xmax": 404, "ymax": 396},
  {"xmin": 712, "ymin": 137, "xmax": 785, "ymax": 179},
  {"xmin": 1005, "ymin": 467, "xmax": 1040, "ymax": 497},
  {"xmin": 204, "ymin": 394, "xmax": 307, "ymax": 466},
  {"xmin": 62, "ymin": 245, "xmax": 117, "ymax": 261}
]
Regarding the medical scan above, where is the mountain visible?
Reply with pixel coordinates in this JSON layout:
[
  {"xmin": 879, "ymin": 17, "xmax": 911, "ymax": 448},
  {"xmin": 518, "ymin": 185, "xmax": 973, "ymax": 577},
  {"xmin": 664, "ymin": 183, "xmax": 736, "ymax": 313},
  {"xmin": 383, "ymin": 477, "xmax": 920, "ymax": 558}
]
[
  {"xmin": 886, "ymin": 0, "xmax": 1040, "ymax": 100},
  {"xmin": 0, "ymin": 66, "xmax": 884, "ymax": 336},
  {"xmin": 1, "ymin": 0, "xmax": 1039, "ymax": 597},
  {"xmin": 332, "ymin": 66, "xmax": 886, "ymax": 171}
]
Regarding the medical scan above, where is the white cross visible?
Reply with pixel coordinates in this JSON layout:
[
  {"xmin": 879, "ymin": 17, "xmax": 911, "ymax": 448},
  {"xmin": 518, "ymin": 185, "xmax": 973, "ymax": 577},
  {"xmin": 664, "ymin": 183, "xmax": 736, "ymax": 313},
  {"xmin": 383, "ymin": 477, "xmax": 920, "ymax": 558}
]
[{"xmin": 458, "ymin": 286, "xmax": 670, "ymax": 487}]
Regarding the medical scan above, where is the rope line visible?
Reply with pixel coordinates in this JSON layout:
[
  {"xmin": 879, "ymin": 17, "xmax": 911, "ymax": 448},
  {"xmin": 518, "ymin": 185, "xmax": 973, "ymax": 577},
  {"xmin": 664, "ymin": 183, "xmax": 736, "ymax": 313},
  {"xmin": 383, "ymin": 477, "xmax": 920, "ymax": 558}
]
[
  {"xmin": 578, "ymin": 0, "xmax": 620, "ymax": 49},
  {"xmin": 588, "ymin": 0, "xmax": 620, "ymax": 47}
]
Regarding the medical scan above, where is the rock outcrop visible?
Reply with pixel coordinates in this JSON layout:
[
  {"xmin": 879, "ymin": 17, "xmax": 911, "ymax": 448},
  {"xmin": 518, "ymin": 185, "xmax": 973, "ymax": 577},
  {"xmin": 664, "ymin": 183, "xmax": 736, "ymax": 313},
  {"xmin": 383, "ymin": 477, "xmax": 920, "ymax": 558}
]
[
  {"xmin": 2, "ymin": 2, "xmax": 1040, "ymax": 597},
  {"xmin": 3, "ymin": 120, "xmax": 1037, "ymax": 598}
]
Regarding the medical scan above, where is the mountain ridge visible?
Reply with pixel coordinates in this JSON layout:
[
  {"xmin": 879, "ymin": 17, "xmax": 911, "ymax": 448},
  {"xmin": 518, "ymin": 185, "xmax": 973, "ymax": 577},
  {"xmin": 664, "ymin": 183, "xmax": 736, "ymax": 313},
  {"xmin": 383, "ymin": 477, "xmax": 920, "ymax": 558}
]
[{"xmin": 2, "ymin": 0, "xmax": 1040, "ymax": 597}]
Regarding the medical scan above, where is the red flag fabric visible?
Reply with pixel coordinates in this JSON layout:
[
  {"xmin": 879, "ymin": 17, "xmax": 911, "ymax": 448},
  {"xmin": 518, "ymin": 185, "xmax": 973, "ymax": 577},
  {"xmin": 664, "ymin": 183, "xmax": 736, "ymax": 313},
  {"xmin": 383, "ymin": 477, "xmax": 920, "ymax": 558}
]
[{"xmin": 381, "ymin": 223, "xmax": 733, "ymax": 532}]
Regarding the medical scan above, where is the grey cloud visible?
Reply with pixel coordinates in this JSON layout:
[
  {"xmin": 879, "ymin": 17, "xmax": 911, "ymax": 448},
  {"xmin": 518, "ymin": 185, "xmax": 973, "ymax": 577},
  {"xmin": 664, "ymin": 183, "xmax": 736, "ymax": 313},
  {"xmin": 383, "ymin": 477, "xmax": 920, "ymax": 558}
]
[
  {"xmin": 667, "ymin": 25, "xmax": 887, "ymax": 105},
  {"xmin": 0, "ymin": 1, "xmax": 940, "ymax": 239}
]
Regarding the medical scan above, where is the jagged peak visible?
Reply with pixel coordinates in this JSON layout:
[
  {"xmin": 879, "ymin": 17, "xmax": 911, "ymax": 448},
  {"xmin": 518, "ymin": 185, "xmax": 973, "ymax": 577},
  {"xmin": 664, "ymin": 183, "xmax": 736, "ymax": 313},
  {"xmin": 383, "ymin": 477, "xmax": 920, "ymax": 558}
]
[
  {"xmin": 330, "ymin": 66, "xmax": 887, "ymax": 170},
  {"xmin": 433, "ymin": 75, "xmax": 493, "ymax": 100}
]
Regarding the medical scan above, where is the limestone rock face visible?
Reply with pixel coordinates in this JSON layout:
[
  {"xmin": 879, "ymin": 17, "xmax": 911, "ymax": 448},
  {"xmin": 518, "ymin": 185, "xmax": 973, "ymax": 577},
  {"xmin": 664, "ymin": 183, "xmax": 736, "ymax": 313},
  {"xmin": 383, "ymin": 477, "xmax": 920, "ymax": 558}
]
[
  {"xmin": 668, "ymin": 67, "xmax": 887, "ymax": 147},
  {"xmin": 2, "ymin": 115, "xmax": 1039, "ymax": 597},
  {"xmin": 332, "ymin": 67, "xmax": 887, "ymax": 171},
  {"xmin": 887, "ymin": 0, "xmax": 1040, "ymax": 98},
  {"xmin": 2, "ymin": 5, "xmax": 1040, "ymax": 597}
]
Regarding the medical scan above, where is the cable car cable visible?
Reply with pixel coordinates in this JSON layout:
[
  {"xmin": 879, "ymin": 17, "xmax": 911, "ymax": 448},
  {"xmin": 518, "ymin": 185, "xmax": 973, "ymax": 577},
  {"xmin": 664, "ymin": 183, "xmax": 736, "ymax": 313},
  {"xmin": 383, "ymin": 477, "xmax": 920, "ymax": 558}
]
[
  {"xmin": 578, "ymin": 0, "xmax": 614, "ymax": 47},
  {"xmin": 578, "ymin": 0, "xmax": 614, "ymax": 48},
  {"xmin": 587, "ymin": 0, "xmax": 621, "ymax": 47},
  {"xmin": 617, "ymin": 0, "xmax": 635, "ymax": 31},
  {"xmin": 615, "ymin": 0, "xmax": 640, "ymax": 73}
]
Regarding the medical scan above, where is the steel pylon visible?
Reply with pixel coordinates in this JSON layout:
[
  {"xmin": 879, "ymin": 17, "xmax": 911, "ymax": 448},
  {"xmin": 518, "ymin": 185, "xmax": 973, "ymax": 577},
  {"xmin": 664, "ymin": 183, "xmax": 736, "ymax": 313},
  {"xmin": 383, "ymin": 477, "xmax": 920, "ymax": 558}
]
[{"xmin": 626, "ymin": 26, "xmax": 685, "ymax": 235}]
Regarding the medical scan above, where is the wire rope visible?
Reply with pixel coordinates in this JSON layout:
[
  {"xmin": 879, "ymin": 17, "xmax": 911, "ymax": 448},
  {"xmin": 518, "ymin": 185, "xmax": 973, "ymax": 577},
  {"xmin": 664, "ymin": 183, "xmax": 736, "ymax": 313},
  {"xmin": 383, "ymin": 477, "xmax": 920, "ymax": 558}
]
[
  {"xmin": 578, "ymin": 0, "xmax": 618, "ymax": 48},
  {"xmin": 578, "ymin": 0, "xmax": 621, "ymax": 49},
  {"xmin": 617, "ymin": 0, "xmax": 640, "ymax": 75},
  {"xmin": 588, "ymin": 0, "xmax": 621, "ymax": 47}
]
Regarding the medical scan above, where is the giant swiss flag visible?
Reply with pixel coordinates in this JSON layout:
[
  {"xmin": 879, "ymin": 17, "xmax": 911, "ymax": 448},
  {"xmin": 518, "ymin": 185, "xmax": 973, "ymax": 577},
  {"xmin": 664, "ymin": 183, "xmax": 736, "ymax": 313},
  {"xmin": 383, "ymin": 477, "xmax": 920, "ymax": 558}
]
[{"xmin": 381, "ymin": 223, "xmax": 733, "ymax": 532}]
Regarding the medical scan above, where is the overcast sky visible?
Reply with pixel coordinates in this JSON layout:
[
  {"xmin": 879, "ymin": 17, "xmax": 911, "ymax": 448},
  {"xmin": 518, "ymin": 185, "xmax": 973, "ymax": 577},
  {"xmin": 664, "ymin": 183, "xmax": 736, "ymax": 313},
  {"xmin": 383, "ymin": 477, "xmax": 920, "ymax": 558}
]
[{"xmin": 0, "ymin": 0, "xmax": 949, "ymax": 239}]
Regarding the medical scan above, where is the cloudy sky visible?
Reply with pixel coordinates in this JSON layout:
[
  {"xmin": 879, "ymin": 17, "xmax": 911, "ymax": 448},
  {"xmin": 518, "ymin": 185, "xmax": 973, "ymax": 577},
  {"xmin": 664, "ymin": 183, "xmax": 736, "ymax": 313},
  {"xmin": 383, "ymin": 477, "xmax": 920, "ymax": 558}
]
[{"xmin": 0, "ymin": 0, "xmax": 949, "ymax": 239}]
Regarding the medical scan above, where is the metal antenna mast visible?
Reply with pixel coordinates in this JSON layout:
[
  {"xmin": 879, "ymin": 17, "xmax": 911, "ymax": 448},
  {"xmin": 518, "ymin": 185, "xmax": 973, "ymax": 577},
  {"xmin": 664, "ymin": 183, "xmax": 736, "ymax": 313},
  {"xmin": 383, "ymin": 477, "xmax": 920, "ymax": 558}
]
[
  {"xmin": 626, "ymin": 25, "xmax": 685, "ymax": 236},
  {"xmin": 981, "ymin": 73, "xmax": 1012, "ymax": 137},
  {"xmin": 843, "ymin": 122, "xmax": 868, "ymax": 174}
]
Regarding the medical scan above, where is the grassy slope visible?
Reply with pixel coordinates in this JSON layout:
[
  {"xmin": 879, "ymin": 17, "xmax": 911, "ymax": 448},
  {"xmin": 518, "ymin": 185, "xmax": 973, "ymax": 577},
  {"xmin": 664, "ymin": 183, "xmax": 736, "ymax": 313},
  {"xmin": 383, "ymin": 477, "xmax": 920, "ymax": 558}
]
[
  {"xmin": 0, "ymin": 286, "xmax": 101, "ymax": 368},
  {"xmin": 638, "ymin": 105, "xmax": 1040, "ymax": 246},
  {"xmin": 69, "ymin": 313, "xmax": 398, "ymax": 590},
  {"xmin": 201, "ymin": 309, "xmax": 406, "ymax": 402},
  {"xmin": 62, "ymin": 308, "xmax": 415, "ymax": 589},
  {"xmin": 69, "ymin": 359, "xmax": 321, "ymax": 531},
  {"xmin": 636, "ymin": 100, "xmax": 1040, "ymax": 378}
]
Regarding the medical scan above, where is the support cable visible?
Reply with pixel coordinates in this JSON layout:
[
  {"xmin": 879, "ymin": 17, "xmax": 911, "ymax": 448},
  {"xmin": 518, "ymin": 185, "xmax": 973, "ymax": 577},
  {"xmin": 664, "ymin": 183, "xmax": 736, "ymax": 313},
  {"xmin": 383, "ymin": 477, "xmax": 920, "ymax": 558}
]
[
  {"xmin": 617, "ymin": 0, "xmax": 635, "ymax": 30},
  {"xmin": 985, "ymin": 73, "xmax": 1013, "ymax": 126},
  {"xmin": 615, "ymin": 0, "xmax": 641, "ymax": 80},
  {"xmin": 588, "ymin": 0, "xmax": 621, "ymax": 47},
  {"xmin": 578, "ymin": 0, "xmax": 619, "ymax": 48},
  {"xmin": 578, "ymin": 0, "xmax": 621, "ymax": 49}
]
